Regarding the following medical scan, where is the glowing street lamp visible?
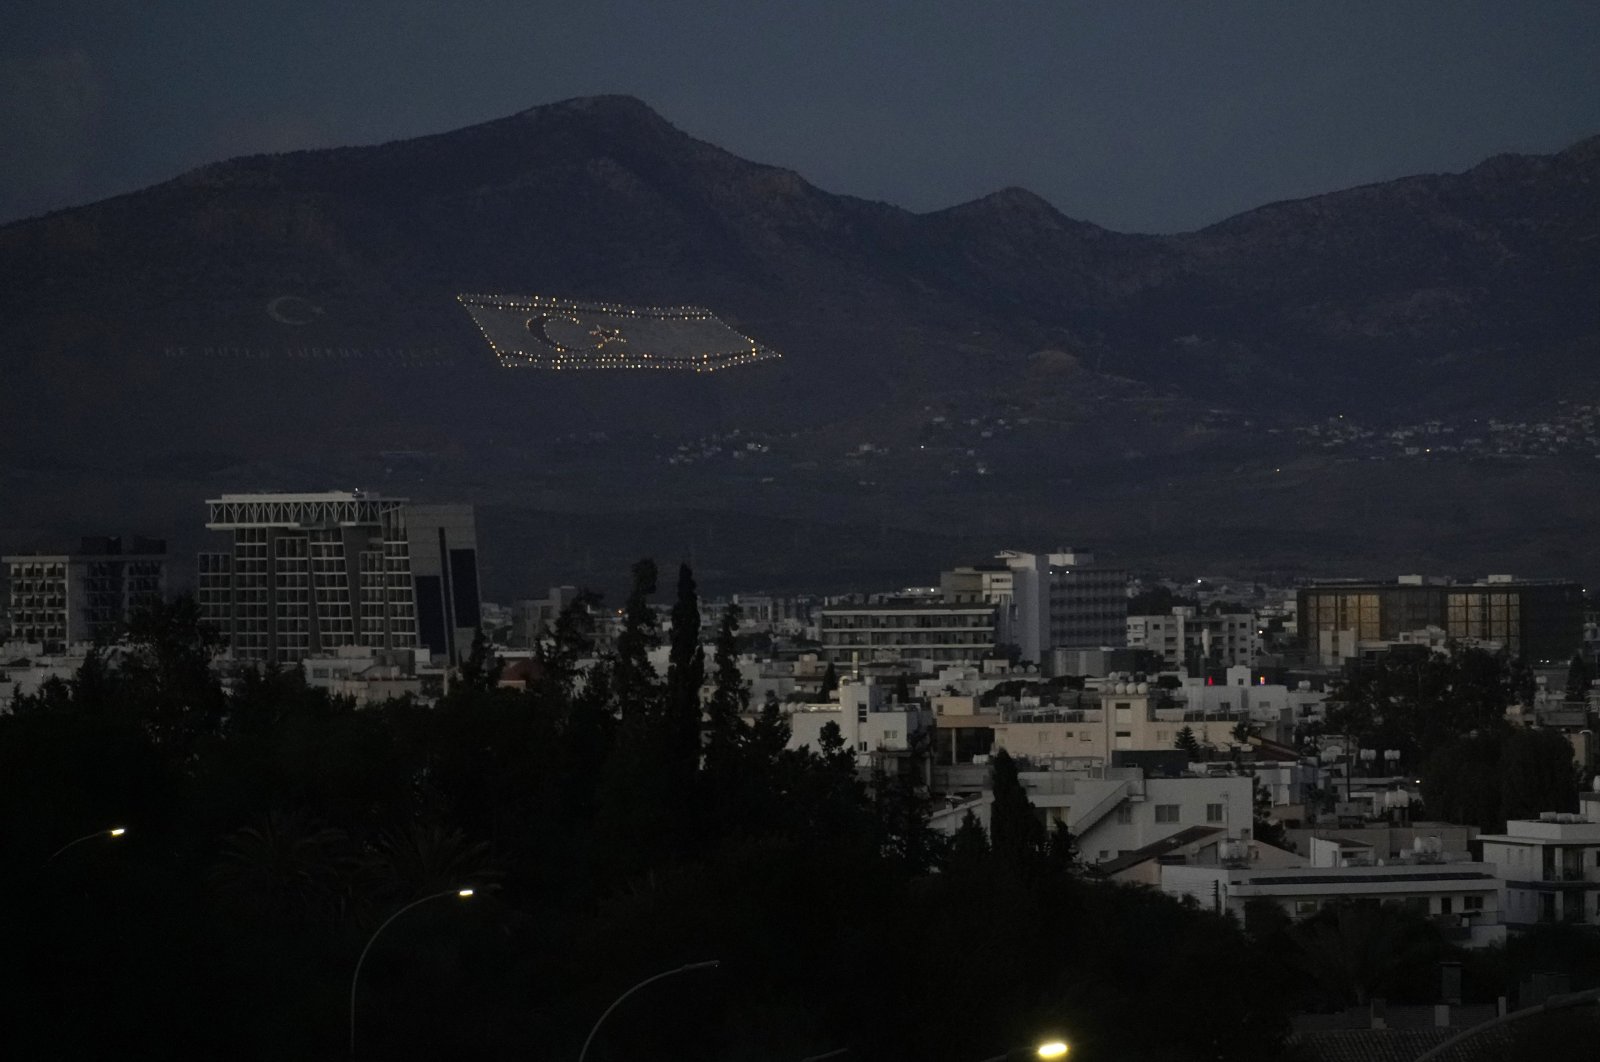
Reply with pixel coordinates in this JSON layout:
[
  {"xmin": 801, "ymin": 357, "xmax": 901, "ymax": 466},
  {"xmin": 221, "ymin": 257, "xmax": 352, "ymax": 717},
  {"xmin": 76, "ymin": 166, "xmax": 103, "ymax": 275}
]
[
  {"xmin": 45, "ymin": 826, "xmax": 128, "ymax": 865},
  {"xmin": 974, "ymin": 1039, "xmax": 1072, "ymax": 1062},
  {"xmin": 348, "ymin": 887, "xmax": 475, "ymax": 1057}
]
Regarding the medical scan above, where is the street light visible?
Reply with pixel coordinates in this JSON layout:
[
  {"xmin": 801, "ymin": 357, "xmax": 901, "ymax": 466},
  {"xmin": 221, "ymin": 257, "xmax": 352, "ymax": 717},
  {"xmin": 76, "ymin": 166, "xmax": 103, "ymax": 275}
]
[
  {"xmin": 45, "ymin": 826, "xmax": 128, "ymax": 865},
  {"xmin": 975, "ymin": 1040, "xmax": 1072, "ymax": 1062},
  {"xmin": 348, "ymin": 887, "xmax": 475, "ymax": 1058},
  {"xmin": 577, "ymin": 959, "xmax": 720, "ymax": 1062}
]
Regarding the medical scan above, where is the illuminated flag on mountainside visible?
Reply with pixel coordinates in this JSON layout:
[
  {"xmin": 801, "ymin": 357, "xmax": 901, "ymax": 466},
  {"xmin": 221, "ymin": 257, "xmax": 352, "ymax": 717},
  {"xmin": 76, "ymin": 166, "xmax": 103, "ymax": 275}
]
[{"xmin": 457, "ymin": 294, "xmax": 781, "ymax": 372}]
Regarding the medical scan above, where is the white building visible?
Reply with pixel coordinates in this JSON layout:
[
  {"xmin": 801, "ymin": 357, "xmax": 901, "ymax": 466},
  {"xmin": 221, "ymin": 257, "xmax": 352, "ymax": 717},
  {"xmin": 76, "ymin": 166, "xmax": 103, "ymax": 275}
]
[
  {"xmin": 817, "ymin": 601, "xmax": 996, "ymax": 671},
  {"xmin": 1478, "ymin": 812, "xmax": 1600, "ymax": 928},
  {"xmin": 931, "ymin": 767, "xmax": 1252, "ymax": 866},
  {"xmin": 0, "ymin": 641, "xmax": 100, "ymax": 711},
  {"xmin": 4, "ymin": 537, "xmax": 167, "ymax": 645},
  {"xmin": 786, "ymin": 677, "xmax": 934, "ymax": 767},
  {"xmin": 1127, "ymin": 607, "xmax": 1260, "ymax": 669},
  {"xmin": 996, "ymin": 549, "xmax": 1127, "ymax": 668},
  {"xmin": 1161, "ymin": 862, "xmax": 1506, "ymax": 947},
  {"xmin": 300, "ymin": 645, "xmax": 426, "ymax": 706}
]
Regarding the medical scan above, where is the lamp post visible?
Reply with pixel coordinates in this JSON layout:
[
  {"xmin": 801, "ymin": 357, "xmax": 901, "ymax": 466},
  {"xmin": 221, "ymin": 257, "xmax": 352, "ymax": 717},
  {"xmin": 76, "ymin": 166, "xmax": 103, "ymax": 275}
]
[
  {"xmin": 577, "ymin": 959, "xmax": 720, "ymax": 1062},
  {"xmin": 348, "ymin": 887, "xmax": 475, "ymax": 1058},
  {"xmin": 45, "ymin": 826, "xmax": 127, "ymax": 865}
]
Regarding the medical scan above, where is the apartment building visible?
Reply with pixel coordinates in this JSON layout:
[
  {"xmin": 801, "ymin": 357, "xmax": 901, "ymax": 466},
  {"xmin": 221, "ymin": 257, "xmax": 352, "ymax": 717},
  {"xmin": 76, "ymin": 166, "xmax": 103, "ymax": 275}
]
[
  {"xmin": 3, "ymin": 536, "xmax": 167, "ymax": 644},
  {"xmin": 1127, "ymin": 606, "xmax": 1260, "ymax": 669},
  {"xmin": 818, "ymin": 601, "xmax": 996, "ymax": 670},
  {"xmin": 198, "ymin": 492, "xmax": 480, "ymax": 666},
  {"xmin": 1162, "ymin": 862, "xmax": 1506, "ymax": 947},
  {"xmin": 930, "ymin": 767, "xmax": 1253, "ymax": 866},
  {"xmin": 1478, "ymin": 812, "xmax": 1600, "ymax": 928},
  {"xmin": 787, "ymin": 676, "xmax": 934, "ymax": 768}
]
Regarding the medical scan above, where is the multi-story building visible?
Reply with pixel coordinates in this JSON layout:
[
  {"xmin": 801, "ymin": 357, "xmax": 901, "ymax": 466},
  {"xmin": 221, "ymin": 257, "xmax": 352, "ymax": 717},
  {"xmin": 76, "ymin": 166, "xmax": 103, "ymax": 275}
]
[
  {"xmin": 1478, "ymin": 812, "xmax": 1600, "ymax": 928},
  {"xmin": 996, "ymin": 549, "xmax": 1127, "ymax": 670},
  {"xmin": 198, "ymin": 492, "xmax": 480, "ymax": 666},
  {"xmin": 1298, "ymin": 575, "xmax": 1584, "ymax": 664},
  {"xmin": 1161, "ymin": 861, "xmax": 1506, "ymax": 946},
  {"xmin": 992, "ymin": 701, "xmax": 1242, "ymax": 764},
  {"xmin": 818, "ymin": 601, "xmax": 996, "ymax": 670},
  {"xmin": 3, "ymin": 537, "xmax": 167, "ymax": 644},
  {"xmin": 787, "ymin": 677, "xmax": 935, "ymax": 767},
  {"xmin": 1127, "ymin": 606, "xmax": 1260, "ymax": 670},
  {"xmin": 929, "ymin": 766, "xmax": 1253, "ymax": 866}
]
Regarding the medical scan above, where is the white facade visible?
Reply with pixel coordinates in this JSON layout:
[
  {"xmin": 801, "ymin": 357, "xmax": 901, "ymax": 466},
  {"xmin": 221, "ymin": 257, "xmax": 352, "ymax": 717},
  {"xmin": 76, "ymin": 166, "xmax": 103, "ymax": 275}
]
[
  {"xmin": 1479, "ymin": 814, "xmax": 1600, "ymax": 928},
  {"xmin": 1161, "ymin": 862, "xmax": 1506, "ymax": 947},
  {"xmin": 817, "ymin": 602, "xmax": 996, "ymax": 671},
  {"xmin": 786, "ymin": 678, "xmax": 934, "ymax": 766},
  {"xmin": 300, "ymin": 645, "xmax": 426, "ymax": 706},
  {"xmin": 1127, "ymin": 608, "xmax": 1260, "ymax": 669},
  {"xmin": 0, "ymin": 641, "xmax": 99, "ymax": 711},
  {"xmin": 930, "ymin": 768, "xmax": 1252, "ymax": 866}
]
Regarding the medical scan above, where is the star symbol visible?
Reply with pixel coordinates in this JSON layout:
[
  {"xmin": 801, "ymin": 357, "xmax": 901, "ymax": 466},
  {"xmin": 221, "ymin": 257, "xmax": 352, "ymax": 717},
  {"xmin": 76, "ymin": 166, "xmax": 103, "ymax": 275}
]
[{"xmin": 589, "ymin": 325, "xmax": 626, "ymax": 348}]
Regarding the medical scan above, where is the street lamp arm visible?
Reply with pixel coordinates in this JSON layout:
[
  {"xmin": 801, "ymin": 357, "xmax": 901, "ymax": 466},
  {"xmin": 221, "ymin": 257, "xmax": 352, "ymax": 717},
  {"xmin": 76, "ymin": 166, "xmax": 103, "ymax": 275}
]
[
  {"xmin": 45, "ymin": 827, "xmax": 126, "ymax": 865},
  {"xmin": 577, "ymin": 960, "xmax": 719, "ymax": 1062},
  {"xmin": 348, "ymin": 889, "xmax": 471, "ymax": 1058},
  {"xmin": 1412, "ymin": 987, "xmax": 1600, "ymax": 1062}
]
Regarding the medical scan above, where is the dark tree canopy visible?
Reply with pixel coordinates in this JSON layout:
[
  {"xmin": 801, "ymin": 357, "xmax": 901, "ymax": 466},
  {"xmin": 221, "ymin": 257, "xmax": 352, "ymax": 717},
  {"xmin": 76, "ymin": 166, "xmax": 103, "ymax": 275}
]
[{"xmin": 0, "ymin": 565, "xmax": 1298, "ymax": 1061}]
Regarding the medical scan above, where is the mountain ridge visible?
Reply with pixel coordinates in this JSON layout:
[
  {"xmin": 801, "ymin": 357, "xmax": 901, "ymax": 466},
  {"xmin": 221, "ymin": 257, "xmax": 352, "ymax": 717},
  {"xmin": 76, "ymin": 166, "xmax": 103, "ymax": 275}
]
[{"xmin": 1, "ymin": 95, "xmax": 1597, "ymax": 592}]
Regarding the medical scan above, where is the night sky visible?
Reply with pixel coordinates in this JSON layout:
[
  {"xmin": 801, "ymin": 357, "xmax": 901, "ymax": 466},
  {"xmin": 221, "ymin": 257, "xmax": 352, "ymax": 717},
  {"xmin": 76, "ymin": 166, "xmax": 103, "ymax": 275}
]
[{"xmin": 4, "ymin": 1, "xmax": 1598, "ymax": 233}]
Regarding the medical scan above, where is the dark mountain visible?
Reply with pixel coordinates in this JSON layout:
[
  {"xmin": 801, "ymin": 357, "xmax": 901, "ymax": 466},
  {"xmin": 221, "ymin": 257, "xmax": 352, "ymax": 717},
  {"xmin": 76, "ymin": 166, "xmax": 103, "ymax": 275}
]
[{"xmin": 1, "ymin": 96, "xmax": 1596, "ymax": 592}]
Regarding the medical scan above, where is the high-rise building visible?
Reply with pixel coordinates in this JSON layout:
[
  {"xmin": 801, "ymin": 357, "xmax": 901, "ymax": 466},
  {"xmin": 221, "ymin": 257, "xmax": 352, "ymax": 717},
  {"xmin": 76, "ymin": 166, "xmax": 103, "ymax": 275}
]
[
  {"xmin": 404, "ymin": 504, "xmax": 483, "ymax": 664},
  {"xmin": 198, "ymin": 493, "xmax": 480, "ymax": 666},
  {"xmin": 1297, "ymin": 575, "xmax": 1584, "ymax": 664},
  {"xmin": 996, "ymin": 549, "xmax": 1129, "ymax": 668},
  {"xmin": 3, "ymin": 537, "xmax": 168, "ymax": 645}
]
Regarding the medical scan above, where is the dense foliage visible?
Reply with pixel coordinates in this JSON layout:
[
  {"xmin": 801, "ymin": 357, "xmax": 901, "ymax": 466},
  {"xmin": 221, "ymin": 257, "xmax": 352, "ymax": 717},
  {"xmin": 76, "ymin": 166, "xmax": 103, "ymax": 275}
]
[
  {"xmin": 0, "ymin": 567, "xmax": 1299, "ymax": 1060},
  {"xmin": 1319, "ymin": 647, "xmax": 1578, "ymax": 830}
]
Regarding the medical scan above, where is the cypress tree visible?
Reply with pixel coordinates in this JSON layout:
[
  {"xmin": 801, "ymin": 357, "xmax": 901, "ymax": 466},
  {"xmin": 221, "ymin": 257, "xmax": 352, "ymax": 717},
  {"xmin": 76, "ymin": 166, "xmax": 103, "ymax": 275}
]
[
  {"xmin": 613, "ymin": 558, "xmax": 660, "ymax": 717},
  {"xmin": 989, "ymin": 748, "xmax": 1045, "ymax": 871},
  {"xmin": 664, "ymin": 563, "xmax": 706, "ymax": 778}
]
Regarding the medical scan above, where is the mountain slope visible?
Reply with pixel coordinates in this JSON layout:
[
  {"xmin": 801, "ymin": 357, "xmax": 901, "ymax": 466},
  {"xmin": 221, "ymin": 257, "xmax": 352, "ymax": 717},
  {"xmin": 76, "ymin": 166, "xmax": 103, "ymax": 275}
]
[{"xmin": 2, "ymin": 95, "xmax": 1595, "ymax": 462}]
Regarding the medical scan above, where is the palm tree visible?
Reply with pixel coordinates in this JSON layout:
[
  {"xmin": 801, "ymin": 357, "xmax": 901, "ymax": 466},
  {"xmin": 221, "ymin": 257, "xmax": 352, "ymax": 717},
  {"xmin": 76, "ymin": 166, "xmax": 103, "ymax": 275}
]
[
  {"xmin": 208, "ymin": 809, "xmax": 354, "ymax": 925},
  {"xmin": 356, "ymin": 821, "xmax": 495, "ymax": 910}
]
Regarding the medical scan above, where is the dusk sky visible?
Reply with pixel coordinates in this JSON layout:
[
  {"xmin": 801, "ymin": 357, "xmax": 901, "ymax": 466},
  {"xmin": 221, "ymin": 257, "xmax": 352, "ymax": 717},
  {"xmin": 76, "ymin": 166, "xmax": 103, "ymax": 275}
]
[{"xmin": 4, "ymin": 1, "xmax": 1599, "ymax": 233}]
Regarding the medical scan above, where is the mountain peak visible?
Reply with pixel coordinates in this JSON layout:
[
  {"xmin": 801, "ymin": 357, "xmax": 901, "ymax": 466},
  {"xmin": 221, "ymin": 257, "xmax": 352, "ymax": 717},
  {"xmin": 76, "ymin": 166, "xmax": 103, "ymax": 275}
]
[
  {"xmin": 963, "ymin": 186, "xmax": 1061, "ymax": 215},
  {"xmin": 519, "ymin": 94, "xmax": 662, "ymax": 121}
]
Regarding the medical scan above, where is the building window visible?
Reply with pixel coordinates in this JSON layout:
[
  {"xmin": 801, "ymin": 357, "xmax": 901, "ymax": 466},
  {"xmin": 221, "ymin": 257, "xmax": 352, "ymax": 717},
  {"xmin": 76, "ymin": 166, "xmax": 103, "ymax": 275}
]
[
  {"xmin": 1116, "ymin": 804, "xmax": 1133, "ymax": 825},
  {"xmin": 1294, "ymin": 900, "xmax": 1319, "ymax": 917},
  {"xmin": 1206, "ymin": 803, "xmax": 1224, "ymax": 823},
  {"xmin": 1155, "ymin": 804, "xmax": 1180, "ymax": 824},
  {"xmin": 1463, "ymin": 895, "xmax": 1484, "ymax": 911}
]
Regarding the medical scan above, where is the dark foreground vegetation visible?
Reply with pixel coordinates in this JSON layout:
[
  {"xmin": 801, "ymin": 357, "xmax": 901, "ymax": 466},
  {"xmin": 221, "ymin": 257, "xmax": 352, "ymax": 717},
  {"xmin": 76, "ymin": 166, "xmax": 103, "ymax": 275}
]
[{"xmin": 0, "ymin": 561, "xmax": 1595, "ymax": 1060}]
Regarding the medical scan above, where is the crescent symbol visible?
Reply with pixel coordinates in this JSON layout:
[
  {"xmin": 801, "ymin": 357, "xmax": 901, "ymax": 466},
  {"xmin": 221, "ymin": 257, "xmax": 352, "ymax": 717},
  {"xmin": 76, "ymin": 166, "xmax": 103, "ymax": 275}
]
[
  {"xmin": 527, "ymin": 313, "xmax": 578, "ymax": 352},
  {"xmin": 266, "ymin": 295, "xmax": 323, "ymax": 326}
]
